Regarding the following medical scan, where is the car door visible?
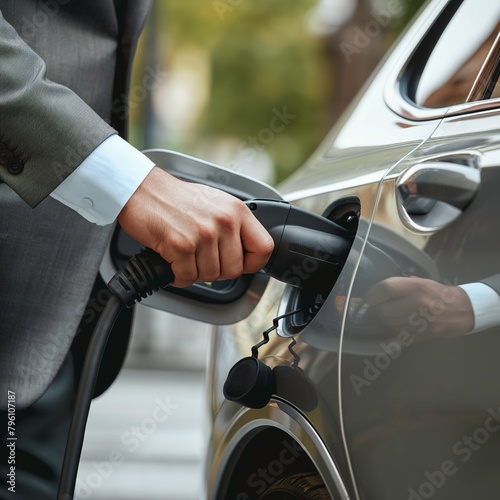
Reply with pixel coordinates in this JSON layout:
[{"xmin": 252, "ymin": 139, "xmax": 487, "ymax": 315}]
[
  {"xmin": 101, "ymin": 1, "xmax": 500, "ymax": 498},
  {"xmin": 199, "ymin": 1, "xmax": 452, "ymax": 495},
  {"xmin": 340, "ymin": 1, "xmax": 500, "ymax": 498},
  {"xmin": 100, "ymin": 2, "xmax": 451, "ymax": 498}
]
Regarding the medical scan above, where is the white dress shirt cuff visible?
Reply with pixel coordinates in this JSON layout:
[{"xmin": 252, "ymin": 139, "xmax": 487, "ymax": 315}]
[
  {"xmin": 50, "ymin": 135, "xmax": 155, "ymax": 225},
  {"xmin": 459, "ymin": 282, "xmax": 500, "ymax": 333}
]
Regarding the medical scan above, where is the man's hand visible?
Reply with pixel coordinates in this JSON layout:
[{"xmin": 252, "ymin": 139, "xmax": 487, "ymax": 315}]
[
  {"xmin": 117, "ymin": 167, "xmax": 275, "ymax": 288},
  {"xmin": 364, "ymin": 276, "xmax": 474, "ymax": 338}
]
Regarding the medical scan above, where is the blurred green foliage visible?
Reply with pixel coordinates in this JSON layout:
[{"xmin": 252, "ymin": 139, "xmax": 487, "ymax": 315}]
[{"xmin": 130, "ymin": 0, "xmax": 426, "ymax": 184}]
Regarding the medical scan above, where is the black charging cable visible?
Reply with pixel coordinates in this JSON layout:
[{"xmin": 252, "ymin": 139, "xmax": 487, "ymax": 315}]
[
  {"xmin": 58, "ymin": 198, "xmax": 353, "ymax": 497},
  {"xmin": 58, "ymin": 248, "xmax": 174, "ymax": 499}
]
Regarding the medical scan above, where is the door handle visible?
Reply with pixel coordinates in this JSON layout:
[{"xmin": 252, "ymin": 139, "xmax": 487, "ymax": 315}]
[{"xmin": 396, "ymin": 161, "xmax": 481, "ymax": 233}]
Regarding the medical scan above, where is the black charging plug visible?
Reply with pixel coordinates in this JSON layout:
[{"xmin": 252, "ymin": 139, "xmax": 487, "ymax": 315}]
[{"xmin": 108, "ymin": 199, "xmax": 352, "ymax": 308}]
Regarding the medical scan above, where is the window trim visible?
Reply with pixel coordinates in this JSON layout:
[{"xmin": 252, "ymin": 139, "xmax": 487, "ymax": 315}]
[
  {"xmin": 467, "ymin": 31, "xmax": 500, "ymax": 102},
  {"xmin": 385, "ymin": 0, "xmax": 500, "ymax": 121}
]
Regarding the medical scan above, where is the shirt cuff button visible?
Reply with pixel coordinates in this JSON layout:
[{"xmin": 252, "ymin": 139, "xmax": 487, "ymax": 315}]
[{"xmin": 82, "ymin": 197, "xmax": 94, "ymax": 209}]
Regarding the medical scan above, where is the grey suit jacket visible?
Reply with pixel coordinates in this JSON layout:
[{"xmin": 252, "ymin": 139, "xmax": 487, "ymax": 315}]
[
  {"xmin": 481, "ymin": 275, "xmax": 500, "ymax": 297},
  {"xmin": 0, "ymin": 0, "xmax": 152, "ymax": 205},
  {"xmin": 0, "ymin": 0, "xmax": 152, "ymax": 409}
]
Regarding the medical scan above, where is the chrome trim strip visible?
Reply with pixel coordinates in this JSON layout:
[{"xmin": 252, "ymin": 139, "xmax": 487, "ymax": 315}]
[{"xmin": 467, "ymin": 30, "xmax": 500, "ymax": 102}]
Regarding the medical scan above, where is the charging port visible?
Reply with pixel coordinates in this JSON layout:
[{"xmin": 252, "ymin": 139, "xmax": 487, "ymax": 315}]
[{"xmin": 277, "ymin": 197, "xmax": 360, "ymax": 336}]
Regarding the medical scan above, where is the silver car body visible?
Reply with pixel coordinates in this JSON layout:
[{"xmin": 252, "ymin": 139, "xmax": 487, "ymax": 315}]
[
  {"xmin": 100, "ymin": 0, "xmax": 500, "ymax": 497},
  {"xmin": 203, "ymin": 0, "xmax": 500, "ymax": 498}
]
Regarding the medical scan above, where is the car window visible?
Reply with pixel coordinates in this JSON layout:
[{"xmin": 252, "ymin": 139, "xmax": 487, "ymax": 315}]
[{"xmin": 412, "ymin": 0, "xmax": 500, "ymax": 109}]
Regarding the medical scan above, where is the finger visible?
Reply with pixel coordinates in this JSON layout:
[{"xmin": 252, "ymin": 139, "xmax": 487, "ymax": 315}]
[
  {"xmin": 376, "ymin": 315, "xmax": 413, "ymax": 328},
  {"xmin": 240, "ymin": 210, "xmax": 274, "ymax": 274},
  {"xmin": 195, "ymin": 237, "xmax": 221, "ymax": 283},
  {"xmin": 364, "ymin": 277, "xmax": 418, "ymax": 306},
  {"xmin": 364, "ymin": 281, "xmax": 396, "ymax": 306},
  {"xmin": 375, "ymin": 297, "xmax": 424, "ymax": 319},
  {"xmin": 170, "ymin": 254, "xmax": 198, "ymax": 288},
  {"xmin": 218, "ymin": 231, "xmax": 244, "ymax": 280}
]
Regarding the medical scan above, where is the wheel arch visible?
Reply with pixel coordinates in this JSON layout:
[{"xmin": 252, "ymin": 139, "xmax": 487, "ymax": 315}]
[{"xmin": 207, "ymin": 400, "xmax": 351, "ymax": 499}]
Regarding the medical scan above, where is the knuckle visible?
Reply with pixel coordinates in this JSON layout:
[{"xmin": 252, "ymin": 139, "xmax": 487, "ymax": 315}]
[
  {"xmin": 173, "ymin": 237, "xmax": 196, "ymax": 255},
  {"xmin": 198, "ymin": 223, "xmax": 218, "ymax": 242},
  {"xmin": 217, "ymin": 212, "xmax": 236, "ymax": 232}
]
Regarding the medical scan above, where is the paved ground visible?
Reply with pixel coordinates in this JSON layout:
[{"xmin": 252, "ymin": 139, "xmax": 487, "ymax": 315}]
[{"xmin": 77, "ymin": 306, "xmax": 211, "ymax": 500}]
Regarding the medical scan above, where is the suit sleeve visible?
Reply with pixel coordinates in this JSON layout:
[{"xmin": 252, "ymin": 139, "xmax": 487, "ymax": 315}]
[
  {"xmin": 0, "ymin": 10, "xmax": 117, "ymax": 207},
  {"xmin": 480, "ymin": 274, "xmax": 500, "ymax": 296}
]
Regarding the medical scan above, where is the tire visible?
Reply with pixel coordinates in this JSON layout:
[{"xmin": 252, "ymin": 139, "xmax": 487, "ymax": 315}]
[{"xmin": 258, "ymin": 472, "xmax": 332, "ymax": 500}]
